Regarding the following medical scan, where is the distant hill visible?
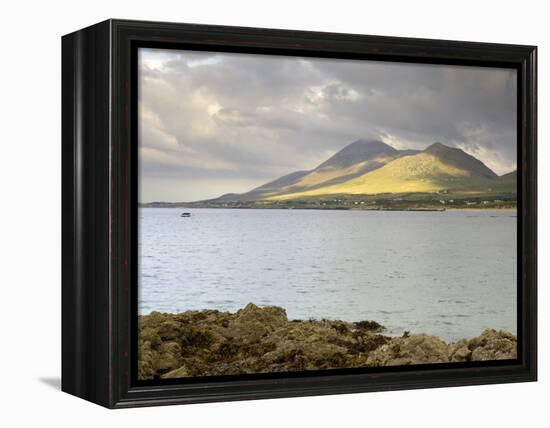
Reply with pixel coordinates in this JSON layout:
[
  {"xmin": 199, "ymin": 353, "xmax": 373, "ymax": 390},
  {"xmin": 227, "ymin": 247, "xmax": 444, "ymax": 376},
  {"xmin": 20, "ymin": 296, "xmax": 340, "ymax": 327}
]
[
  {"xmin": 284, "ymin": 139, "xmax": 418, "ymax": 191},
  {"xmin": 269, "ymin": 142, "xmax": 503, "ymax": 200},
  {"xmin": 446, "ymin": 169, "xmax": 517, "ymax": 197},
  {"xmin": 498, "ymin": 170, "xmax": 517, "ymax": 182},
  {"xmin": 423, "ymin": 142, "xmax": 497, "ymax": 179},
  {"xmin": 214, "ymin": 170, "xmax": 309, "ymax": 202},
  {"xmin": 164, "ymin": 140, "xmax": 516, "ymax": 208},
  {"xmin": 210, "ymin": 139, "xmax": 419, "ymax": 202},
  {"xmin": 315, "ymin": 139, "xmax": 398, "ymax": 169}
]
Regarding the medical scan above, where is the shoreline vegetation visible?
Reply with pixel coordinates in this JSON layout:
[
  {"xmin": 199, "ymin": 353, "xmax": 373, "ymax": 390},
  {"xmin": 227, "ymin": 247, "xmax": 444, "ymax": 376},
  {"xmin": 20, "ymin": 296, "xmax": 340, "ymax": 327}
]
[
  {"xmin": 138, "ymin": 303, "xmax": 517, "ymax": 380},
  {"xmin": 139, "ymin": 202, "xmax": 517, "ymax": 211},
  {"xmin": 139, "ymin": 193, "xmax": 517, "ymax": 211}
]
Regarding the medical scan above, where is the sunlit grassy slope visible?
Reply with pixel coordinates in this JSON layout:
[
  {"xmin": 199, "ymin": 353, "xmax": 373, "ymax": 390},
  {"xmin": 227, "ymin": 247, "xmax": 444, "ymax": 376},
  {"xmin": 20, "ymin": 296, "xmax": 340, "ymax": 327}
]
[
  {"xmin": 269, "ymin": 152, "xmax": 491, "ymax": 200},
  {"xmin": 214, "ymin": 139, "xmax": 407, "ymax": 202},
  {"xmin": 283, "ymin": 154, "xmax": 398, "ymax": 189},
  {"xmin": 203, "ymin": 141, "xmax": 509, "ymax": 205},
  {"xmin": 448, "ymin": 170, "xmax": 517, "ymax": 196}
]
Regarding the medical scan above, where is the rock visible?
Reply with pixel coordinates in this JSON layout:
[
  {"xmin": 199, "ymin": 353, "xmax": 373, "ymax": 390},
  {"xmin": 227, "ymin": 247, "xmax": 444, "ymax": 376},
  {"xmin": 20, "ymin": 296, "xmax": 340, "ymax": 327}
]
[
  {"xmin": 261, "ymin": 340, "xmax": 349, "ymax": 370},
  {"xmin": 448, "ymin": 329, "xmax": 517, "ymax": 362},
  {"xmin": 162, "ymin": 365, "xmax": 190, "ymax": 379},
  {"xmin": 468, "ymin": 329, "xmax": 517, "ymax": 361},
  {"xmin": 157, "ymin": 320, "xmax": 182, "ymax": 340},
  {"xmin": 137, "ymin": 304, "xmax": 517, "ymax": 380},
  {"xmin": 137, "ymin": 340, "xmax": 155, "ymax": 379},
  {"xmin": 367, "ymin": 334, "xmax": 450, "ymax": 366},
  {"xmin": 154, "ymin": 341, "xmax": 182, "ymax": 372},
  {"xmin": 354, "ymin": 320, "xmax": 384, "ymax": 332},
  {"xmin": 449, "ymin": 342, "xmax": 471, "ymax": 362},
  {"xmin": 236, "ymin": 303, "xmax": 288, "ymax": 326},
  {"xmin": 179, "ymin": 325, "xmax": 216, "ymax": 348}
]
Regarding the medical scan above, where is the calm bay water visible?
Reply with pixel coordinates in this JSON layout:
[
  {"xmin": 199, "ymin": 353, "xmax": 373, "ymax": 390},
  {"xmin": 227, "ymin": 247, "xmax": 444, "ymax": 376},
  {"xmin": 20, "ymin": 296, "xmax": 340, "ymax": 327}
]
[{"xmin": 138, "ymin": 208, "xmax": 516, "ymax": 341}]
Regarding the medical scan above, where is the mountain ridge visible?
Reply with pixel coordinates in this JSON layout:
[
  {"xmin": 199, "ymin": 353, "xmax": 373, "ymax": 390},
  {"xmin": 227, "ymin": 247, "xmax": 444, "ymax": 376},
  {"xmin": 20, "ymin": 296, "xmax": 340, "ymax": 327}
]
[
  {"xmin": 189, "ymin": 139, "xmax": 515, "ymax": 205},
  {"xmin": 269, "ymin": 142, "xmax": 502, "ymax": 200},
  {"xmin": 211, "ymin": 139, "xmax": 422, "ymax": 202}
]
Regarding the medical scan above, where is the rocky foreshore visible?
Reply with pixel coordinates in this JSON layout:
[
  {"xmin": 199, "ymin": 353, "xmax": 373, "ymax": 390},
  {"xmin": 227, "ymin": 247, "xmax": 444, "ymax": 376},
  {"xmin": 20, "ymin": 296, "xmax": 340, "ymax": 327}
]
[{"xmin": 138, "ymin": 303, "xmax": 517, "ymax": 380}]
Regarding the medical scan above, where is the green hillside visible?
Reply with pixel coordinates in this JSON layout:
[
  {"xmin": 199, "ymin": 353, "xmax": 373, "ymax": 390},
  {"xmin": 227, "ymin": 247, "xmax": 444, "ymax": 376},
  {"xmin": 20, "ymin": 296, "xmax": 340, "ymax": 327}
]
[
  {"xmin": 447, "ymin": 169, "xmax": 517, "ymax": 197},
  {"xmin": 270, "ymin": 143, "xmax": 500, "ymax": 200},
  {"xmin": 211, "ymin": 139, "xmax": 415, "ymax": 202},
  {"xmin": 157, "ymin": 140, "xmax": 517, "ymax": 210}
]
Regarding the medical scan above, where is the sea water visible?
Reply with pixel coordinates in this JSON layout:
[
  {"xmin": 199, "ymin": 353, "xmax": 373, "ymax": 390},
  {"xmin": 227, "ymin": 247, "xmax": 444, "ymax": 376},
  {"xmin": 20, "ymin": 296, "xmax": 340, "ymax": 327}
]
[{"xmin": 138, "ymin": 208, "xmax": 516, "ymax": 342}]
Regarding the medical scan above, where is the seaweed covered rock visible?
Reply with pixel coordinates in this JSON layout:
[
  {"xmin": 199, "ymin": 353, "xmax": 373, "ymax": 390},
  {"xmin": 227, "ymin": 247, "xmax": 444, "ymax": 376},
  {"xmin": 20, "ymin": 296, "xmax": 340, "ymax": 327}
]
[
  {"xmin": 137, "ymin": 304, "xmax": 517, "ymax": 380},
  {"xmin": 366, "ymin": 333, "xmax": 450, "ymax": 366},
  {"xmin": 138, "ymin": 304, "xmax": 387, "ymax": 379},
  {"xmin": 236, "ymin": 303, "xmax": 288, "ymax": 326},
  {"xmin": 449, "ymin": 329, "xmax": 517, "ymax": 362}
]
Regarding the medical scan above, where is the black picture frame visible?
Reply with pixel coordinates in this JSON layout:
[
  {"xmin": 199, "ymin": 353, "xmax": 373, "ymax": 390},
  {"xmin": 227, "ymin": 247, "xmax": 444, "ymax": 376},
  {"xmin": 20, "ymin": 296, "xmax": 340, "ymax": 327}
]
[{"xmin": 62, "ymin": 19, "xmax": 537, "ymax": 408}]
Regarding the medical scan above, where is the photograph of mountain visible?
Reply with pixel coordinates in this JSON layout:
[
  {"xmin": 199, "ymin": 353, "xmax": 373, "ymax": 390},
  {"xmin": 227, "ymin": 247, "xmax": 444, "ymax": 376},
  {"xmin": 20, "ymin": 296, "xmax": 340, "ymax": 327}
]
[{"xmin": 137, "ymin": 48, "xmax": 518, "ymax": 380}]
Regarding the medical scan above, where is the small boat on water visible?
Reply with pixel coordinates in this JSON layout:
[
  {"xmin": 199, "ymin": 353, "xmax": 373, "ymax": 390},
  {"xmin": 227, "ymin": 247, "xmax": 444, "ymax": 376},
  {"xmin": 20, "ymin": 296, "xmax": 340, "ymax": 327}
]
[{"xmin": 180, "ymin": 212, "xmax": 191, "ymax": 217}]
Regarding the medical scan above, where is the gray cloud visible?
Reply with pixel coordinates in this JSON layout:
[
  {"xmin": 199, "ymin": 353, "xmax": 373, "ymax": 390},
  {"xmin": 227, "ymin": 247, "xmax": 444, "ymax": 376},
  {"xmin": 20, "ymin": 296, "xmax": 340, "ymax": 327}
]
[{"xmin": 138, "ymin": 48, "xmax": 517, "ymax": 202}]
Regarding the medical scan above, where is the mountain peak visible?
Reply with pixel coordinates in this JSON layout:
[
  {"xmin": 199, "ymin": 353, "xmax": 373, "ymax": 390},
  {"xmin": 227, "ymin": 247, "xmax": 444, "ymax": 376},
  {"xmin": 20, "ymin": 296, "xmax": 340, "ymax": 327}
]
[
  {"xmin": 424, "ymin": 142, "xmax": 453, "ymax": 153},
  {"xmin": 206, "ymin": 138, "xmax": 514, "ymax": 203},
  {"xmin": 317, "ymin": 139, "xmax": 397, "ymax": 170},
  {"xmin": 423, "ymin": 142, "xmax": 497, "ymax": 179}
]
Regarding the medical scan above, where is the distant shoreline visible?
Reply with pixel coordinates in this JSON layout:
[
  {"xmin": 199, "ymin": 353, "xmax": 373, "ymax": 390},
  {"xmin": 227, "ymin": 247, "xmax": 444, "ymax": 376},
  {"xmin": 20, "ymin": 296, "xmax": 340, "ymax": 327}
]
[
  {"xmin": 139, "ymin": 204, "xmax": 517, "ymax": 212},
  {"xmin": 446, "ymin": 207, "xmax": 517, "ymax": 212}
]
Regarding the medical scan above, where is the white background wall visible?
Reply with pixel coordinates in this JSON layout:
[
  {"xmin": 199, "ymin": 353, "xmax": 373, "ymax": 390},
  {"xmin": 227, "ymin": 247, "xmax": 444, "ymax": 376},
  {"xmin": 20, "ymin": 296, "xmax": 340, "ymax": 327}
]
[{"xmin": 0, "ymin": 0, "xmax": 546, "ymax": 425}]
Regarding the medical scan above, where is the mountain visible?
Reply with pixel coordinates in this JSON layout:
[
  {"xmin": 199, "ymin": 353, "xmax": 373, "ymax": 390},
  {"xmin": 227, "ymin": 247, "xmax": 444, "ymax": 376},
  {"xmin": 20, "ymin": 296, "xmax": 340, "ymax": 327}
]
[
  {"xmin": 423, "ymin": 142, "xmax": 497, "ymax": 179},
  {"xmin": 214, "ymin": 170, "xmax": 309, "ymax": 202},
  {"xmin": 199, "ymin": 140, "xmax": 515, "ymax": 205},
  {"xmin": 494, "ymin": 170, "xmax": 518, "ymax": 192},
  {"xmin": 316, "ymin": 139, "xmax": 398, "ymax": 169},
  {"xmin": 449, "ymin": 169, "xmax": 517, "ymax": 197},
  {"xmin": 284, "ymin": 139, "xmax": 415, "ymax": 191},
  {"xmin": 211, "ymin": 139, "xmax": 417, "ymax": 202},
  {"xmin": 498, "ymin": 170, "xmax": 517, "ymax": 182},
  {"xmin": 269, "ymin": 142, "xmax": 501, "ymax": 200}
]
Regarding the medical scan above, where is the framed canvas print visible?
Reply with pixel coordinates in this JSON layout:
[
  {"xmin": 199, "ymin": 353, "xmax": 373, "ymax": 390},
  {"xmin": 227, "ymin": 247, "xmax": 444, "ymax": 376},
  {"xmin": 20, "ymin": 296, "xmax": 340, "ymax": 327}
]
[{"xmin": 61, "ymin": 19, "xmax": 537, "ymax": 408}]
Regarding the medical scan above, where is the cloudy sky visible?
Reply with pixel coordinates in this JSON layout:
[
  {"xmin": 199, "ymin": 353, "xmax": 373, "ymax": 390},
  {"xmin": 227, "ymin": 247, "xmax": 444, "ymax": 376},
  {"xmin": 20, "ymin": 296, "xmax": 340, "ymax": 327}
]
[{"xmin": 138, "ymin": 48, "xmax": 517, "ymax": 202}]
